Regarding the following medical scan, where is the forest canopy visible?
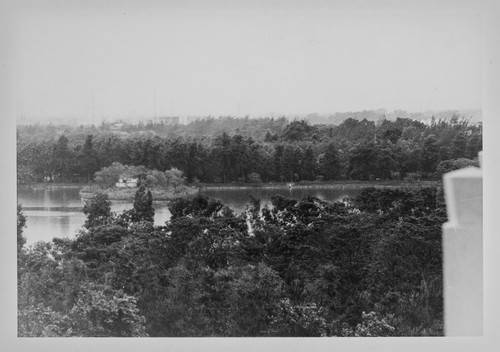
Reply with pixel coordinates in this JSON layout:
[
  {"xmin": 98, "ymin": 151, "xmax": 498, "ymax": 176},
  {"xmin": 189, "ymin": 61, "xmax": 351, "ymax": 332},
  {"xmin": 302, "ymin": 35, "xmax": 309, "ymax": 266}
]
[
  {"xmin": 17, "ymin": 112, "xmax": 477, "ymax": 336},
  {"xmin": 18, "ymin": 187, "xmax": 446, "ymax": 337},
  {"xmin": 17, "ymin": 114, "xmax": 481, "ymax": 184}
]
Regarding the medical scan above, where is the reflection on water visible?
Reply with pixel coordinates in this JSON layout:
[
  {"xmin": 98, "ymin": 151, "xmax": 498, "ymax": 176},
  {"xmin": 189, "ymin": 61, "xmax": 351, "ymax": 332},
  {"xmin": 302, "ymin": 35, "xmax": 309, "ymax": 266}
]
[
  {"xmin": 200, "ymin": 187, "xmax": 360, "ymax": 214},
  {"xmin": 17, "ymin": 185, "xmax": 362, "ymax": 245},
  {"xmin": 18, "ymin": 186, "xmax": 86, "ymax": 244}
]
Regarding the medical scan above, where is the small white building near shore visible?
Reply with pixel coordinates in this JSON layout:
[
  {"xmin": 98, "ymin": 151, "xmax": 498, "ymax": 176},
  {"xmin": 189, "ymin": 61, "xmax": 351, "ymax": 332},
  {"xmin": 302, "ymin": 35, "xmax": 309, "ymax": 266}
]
[{"xmin": 116, "ymin": 176, "xmax": 138, "ymax": 188}]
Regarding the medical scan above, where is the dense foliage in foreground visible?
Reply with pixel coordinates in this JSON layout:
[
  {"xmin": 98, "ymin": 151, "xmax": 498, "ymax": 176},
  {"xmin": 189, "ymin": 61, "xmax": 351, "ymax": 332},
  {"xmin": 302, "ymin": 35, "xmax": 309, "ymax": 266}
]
[{"xmin": 18, "ymin": 187, "xmax": 446, "ymax": 337}]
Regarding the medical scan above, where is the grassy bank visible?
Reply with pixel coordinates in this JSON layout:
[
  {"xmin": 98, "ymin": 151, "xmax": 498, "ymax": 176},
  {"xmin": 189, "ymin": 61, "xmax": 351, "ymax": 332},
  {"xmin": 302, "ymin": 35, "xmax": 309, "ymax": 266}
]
[
  {"xmin": 21, "ymin": 180, "xmax": 441, "ymax": 196},
  {"xmin": 17, "ymin": 182, "xmax": 90, "ymax": 190},
  {"xmin": 199, "ymin": 180, "xmax": 441, "ymax": 191},
  {"xmin": 80, "ymin": 185, "xmax": 198, "ymax": 201}
]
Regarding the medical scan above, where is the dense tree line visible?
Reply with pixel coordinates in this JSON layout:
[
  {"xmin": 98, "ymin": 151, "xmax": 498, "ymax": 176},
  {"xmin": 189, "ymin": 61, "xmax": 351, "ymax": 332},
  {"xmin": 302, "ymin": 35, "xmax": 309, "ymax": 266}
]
[
  {"xmin": 18, "ymin": 187, "xmax": 445, "ymax": 336},
  {"xmin": 17, "ymin": 115, "xmax": 481, "ymax": 184}
]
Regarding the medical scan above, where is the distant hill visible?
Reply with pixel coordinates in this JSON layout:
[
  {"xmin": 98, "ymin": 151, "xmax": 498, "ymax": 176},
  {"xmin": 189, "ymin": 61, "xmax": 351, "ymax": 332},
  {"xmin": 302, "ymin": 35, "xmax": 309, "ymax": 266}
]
[
  {"xmin": 17, "ymin": 108, "xmax": 481, "ymax": 128},
  {"xmin": 301, "ymin": 109, "xmax": 482, "ymax": 126}
]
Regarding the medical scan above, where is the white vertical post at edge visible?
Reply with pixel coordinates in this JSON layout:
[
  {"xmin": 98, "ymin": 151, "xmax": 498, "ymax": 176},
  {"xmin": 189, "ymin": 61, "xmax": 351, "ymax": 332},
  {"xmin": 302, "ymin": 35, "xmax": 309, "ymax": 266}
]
[{"xmin": 442, "ymin": 152, "xmax": 483, "ymax": 336}]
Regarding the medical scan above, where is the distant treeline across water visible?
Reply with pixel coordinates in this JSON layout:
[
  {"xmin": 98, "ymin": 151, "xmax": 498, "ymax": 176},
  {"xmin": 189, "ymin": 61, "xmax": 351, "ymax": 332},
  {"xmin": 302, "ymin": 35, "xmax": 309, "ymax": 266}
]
[{"xmin": 17, "ymin": 115, "xmax": 481, "ymax": 185}]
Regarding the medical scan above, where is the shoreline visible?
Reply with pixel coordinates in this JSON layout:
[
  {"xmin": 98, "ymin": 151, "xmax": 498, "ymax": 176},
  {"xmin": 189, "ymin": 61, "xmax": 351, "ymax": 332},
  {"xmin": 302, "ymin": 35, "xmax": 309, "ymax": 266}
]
[
  {"xmin": 19, "ymin": 180, "xmax": 442, "ymax": 197},
  {"xmin": 79, "ymin": 186, "xmax": 199, "ymax": 201},
  {"xmin": 199, "ymin": 180, "xmax": 441, "ymax": 191},
  {"xmin": 17, "ymin": 182, "xmax": 87, "ymax": 190}
]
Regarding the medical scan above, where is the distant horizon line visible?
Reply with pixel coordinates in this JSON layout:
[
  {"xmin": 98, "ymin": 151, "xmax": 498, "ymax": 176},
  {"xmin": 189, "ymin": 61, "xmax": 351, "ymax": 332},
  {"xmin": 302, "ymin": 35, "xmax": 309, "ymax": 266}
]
[{"xmin": 16, "ymin": 107, "xmax": 482, "ymax": 125}]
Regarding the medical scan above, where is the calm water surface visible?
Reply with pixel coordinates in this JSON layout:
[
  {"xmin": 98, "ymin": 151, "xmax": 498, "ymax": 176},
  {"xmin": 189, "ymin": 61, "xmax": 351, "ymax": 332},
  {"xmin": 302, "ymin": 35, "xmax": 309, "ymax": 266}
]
[{"xmin": 17, "ymin": 185, "xmax": 362, "ymax": 245}]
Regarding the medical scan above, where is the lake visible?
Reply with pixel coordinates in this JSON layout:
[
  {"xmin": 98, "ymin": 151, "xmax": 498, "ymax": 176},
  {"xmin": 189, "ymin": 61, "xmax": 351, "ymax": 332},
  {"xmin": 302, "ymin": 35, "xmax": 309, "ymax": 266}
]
[{"xmin": 17, "ymin": 184, "xmax": 363, "ymax": 245}]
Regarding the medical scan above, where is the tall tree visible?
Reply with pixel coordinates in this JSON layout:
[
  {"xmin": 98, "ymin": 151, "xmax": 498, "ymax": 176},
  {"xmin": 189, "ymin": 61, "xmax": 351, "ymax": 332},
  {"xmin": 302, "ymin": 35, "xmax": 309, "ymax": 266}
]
[
  {"xmin": 301, "ymin": 146, "xmax": 316, "ymax": 181},
  {"xmin": 83, "ymin": 192, "xmax": 112, "ymax": 229},
  {"xmin": 51, "ymin": 135, "xmax": 73, "ymax": 181},
  {"xmin": 274, "ymin": 144, "xmax": 285, "ymax": 182},
  {"xmin": 213, "ymin": 133, "xmax": 232, "ymax": 183},
  {"xmin": 17, "ymin": 204, "xmax": 27, "ymax": 255},
  {"xmin": 132, "ymin": 185, "xmax": 155, "ymax": 223},
  {"xmin": 320, "ymin": 142, "xmax": 341, "ymax": 180},
  {"xmin": 281, "ymin": 145, "xmax": 302, "ymax": 182},
  {"xmin": 349, "ymin": 141, "xmax": 377, "ymax": 180},
  {"xmin": 421, "ymin": 135, "xmax": 440, "ymax": 176},
  {"xmin": 450, "ymin": 131, "xmax": 468, "ymax": 159},
  {"xmin": 80, "ymin": 135, "xmax": 100, "ymax": 182},
  {"xmin": 374, "ymin": 143, "xmax": 397, "ymax": 180},
  {"xmin": 466, "ymin": 131, "xmax": 482, "ymax": 159},
  {"xmin": 229, "ymin": 135, "xmax": 250, "ymax": 182}
]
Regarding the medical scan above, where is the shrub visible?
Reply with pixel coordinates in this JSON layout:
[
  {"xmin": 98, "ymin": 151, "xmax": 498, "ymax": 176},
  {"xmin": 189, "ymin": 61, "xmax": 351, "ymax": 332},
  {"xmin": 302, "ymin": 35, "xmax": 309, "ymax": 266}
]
[{"xmin": 436, "ymin": 158, "xmax": 479, "ymax": 178}]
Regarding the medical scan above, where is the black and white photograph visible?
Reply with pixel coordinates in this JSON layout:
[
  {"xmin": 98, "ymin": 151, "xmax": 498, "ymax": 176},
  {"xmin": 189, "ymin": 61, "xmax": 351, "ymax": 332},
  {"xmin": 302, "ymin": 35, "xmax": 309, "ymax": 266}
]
[{"xmin": 2, "ymin": 0, "xmax": 500, "ymax": 350}]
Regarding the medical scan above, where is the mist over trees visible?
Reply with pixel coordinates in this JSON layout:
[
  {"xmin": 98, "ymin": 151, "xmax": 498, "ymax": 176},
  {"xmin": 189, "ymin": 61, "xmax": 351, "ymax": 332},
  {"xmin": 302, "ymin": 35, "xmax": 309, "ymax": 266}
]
[{"xmin": 17, "ymin": 113, "xmax": 481, "ymax": 184}]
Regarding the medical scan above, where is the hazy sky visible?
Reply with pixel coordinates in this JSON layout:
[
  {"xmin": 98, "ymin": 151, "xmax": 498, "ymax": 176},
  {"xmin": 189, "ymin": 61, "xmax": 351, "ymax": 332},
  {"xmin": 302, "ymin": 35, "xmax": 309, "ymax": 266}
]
[{"xmin": 12, "ymin": 5, "xmax": 481, "ymax": 122}]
